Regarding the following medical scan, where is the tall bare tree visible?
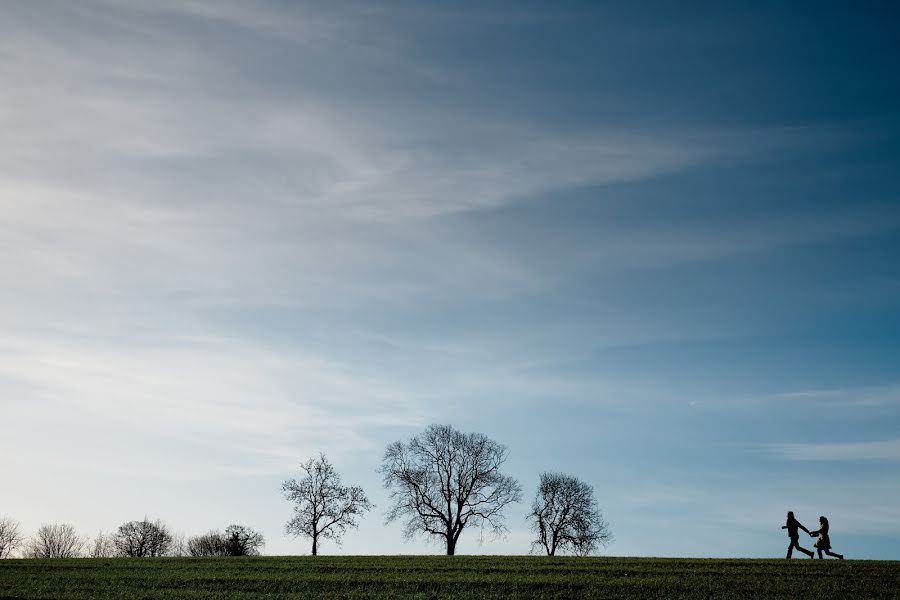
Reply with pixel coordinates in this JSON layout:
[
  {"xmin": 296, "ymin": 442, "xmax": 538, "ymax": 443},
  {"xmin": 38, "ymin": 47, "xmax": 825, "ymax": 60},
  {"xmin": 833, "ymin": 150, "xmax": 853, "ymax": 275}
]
[
  {"xmin": 282, "ymin": 454, "xmax": 372, "ymax": 556},
  {"xmin": 527, "ymin": 472, "xmax": 613, "ymax": 556},
  {"xmin": 380, "ymin": 424, "xmax": 523, "ymax": 555},
  {"xmin": 113, "ymin": 518, "xmax": 174, "ymax": 557},
  {"xmin": 0, "ymin": 517, "xmax": 24, "ymax": 559},
  {"xmin": 24, "ymin": 524, "xmax": 84, "ymax": 558}
]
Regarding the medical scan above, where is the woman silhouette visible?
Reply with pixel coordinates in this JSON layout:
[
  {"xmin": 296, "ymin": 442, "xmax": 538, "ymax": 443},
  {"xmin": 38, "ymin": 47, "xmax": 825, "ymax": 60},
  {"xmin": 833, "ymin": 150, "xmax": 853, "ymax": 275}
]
[
  {"xmin": 782, "ymin": 511, "xmax": 814, "ymax": 558},
  {"xmin": 809, "ymin": 515, "xmax": 844, "ymax": 559}
]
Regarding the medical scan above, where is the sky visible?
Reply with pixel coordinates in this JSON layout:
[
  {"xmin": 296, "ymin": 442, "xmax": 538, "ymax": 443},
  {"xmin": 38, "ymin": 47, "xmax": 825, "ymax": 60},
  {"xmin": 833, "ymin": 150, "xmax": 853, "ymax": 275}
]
[{"xmin": 1, "ymin": 1, "xmax": 899, "ymax": 559}]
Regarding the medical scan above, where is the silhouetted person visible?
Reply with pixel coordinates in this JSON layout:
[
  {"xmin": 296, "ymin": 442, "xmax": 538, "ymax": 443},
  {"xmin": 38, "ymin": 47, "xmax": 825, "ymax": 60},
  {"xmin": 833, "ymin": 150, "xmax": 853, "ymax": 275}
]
[
  {"xmin": 782, "ymin": 511, "xmax": 814, "ymax": 558},
  {"xmin": 809, "ymin": 515, "xmax": 844, "ymax": 559}
]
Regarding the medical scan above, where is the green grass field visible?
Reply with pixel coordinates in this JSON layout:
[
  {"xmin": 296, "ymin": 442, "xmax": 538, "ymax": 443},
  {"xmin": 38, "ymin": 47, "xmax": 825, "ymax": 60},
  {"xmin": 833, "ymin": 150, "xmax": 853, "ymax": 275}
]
[{"xmin": 1, "ymin": 556, "xmax": 898, "ymax": 599}]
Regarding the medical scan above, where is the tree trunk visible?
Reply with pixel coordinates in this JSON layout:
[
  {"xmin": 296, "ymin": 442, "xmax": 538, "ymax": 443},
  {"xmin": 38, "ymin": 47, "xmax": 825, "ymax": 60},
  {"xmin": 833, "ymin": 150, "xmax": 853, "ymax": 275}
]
[
  {"xmin": 446, "ymin": 537, "xmax": 456, "ymax": 556},
  {"xmin": 312, "ymin": 535, "xmax": 317, "ymax": 556}
]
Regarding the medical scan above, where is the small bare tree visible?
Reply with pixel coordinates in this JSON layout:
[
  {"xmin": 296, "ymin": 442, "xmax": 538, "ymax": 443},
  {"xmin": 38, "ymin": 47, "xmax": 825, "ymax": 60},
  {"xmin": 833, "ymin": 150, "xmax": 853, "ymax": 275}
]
[
  {"xmin": 168, "ymin": 531, "xmax": 188, "ymax": 557},
  {"xmin": 282, "ymin": 454, "xmax": 372, "ymax": 555},
  {"xmin": 0, "ymin": 517, "xmax": 24, "ymax": 559},
  {"xmin": 89, "ymin": 531, "xmax": 116, "ymax": 558},
  {"xmin": 380, "ymin": 424, "xmax": 523, "ymax": 555},
  {"xmin": 527, "ymin": 472, "xmax": 613, "ymax": 556},
  {"xmin": 223, "ymin": 525, "xmax": 264, "ymax": 556},
  {"xmin": 25, "ymin": 524, "xmax": 84, "ymax": 558},
  {"xmin": 187, "ymin": 531, "xmax": 227, "ymax": 557},
  {"xmin": 113, "ymin": 518, "xmax": 174, "ymax": 557},
  {"xmin": 187, "ymin": 525, "xmax": 264, "ymax": 557}
]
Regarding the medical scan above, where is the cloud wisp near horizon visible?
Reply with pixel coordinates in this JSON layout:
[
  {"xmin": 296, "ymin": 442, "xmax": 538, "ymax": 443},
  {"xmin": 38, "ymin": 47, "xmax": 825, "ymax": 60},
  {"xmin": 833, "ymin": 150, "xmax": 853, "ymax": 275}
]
[{"xmin": 1, "ymin": 1, "xmax": 899, "ymax": 558}]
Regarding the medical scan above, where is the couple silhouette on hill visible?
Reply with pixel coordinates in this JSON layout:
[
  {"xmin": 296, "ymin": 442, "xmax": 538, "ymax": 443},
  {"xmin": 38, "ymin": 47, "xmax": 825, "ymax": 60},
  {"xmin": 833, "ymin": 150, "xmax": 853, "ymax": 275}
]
[{"xmin": 783, "ymin": 511, "xmax": 844, "ymax": 559}]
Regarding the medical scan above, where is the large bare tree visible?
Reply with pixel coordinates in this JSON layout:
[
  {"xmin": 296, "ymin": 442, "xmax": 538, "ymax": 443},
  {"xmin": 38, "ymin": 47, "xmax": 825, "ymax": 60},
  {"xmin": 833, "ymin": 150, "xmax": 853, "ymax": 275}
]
[
  {"xmin": 113, "ymin": 518, "xmax": 174, "ymax": 557},
  {"xmin": 0, "ymin": 517, "xmax": 24, "ymax": 559},
  {"xmin": 24, "ymin": 524, "xmax": 84, "ymax": 559},
  {"xmin": 380, "ymin": 424, "xmax": 523, "ymax": 555},
  {"xmin": 527, "ymin": 472, "xmax": 613, "ymax": 556},
  {"xmin": 282, "ymin": 454, "xmax": 372, "ymax": 556}
]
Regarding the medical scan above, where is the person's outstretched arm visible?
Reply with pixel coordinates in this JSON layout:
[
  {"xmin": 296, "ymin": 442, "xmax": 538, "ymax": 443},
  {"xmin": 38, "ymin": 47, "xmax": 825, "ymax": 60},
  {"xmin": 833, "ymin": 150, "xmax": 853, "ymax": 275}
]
[{"xmin": 799, "ymin": 523, "xmax": 811, "ymax": 535}]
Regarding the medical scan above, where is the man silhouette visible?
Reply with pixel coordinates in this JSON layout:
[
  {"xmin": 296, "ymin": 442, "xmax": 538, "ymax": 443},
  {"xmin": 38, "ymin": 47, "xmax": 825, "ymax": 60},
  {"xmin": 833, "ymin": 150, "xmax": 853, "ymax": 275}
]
[{"xmin": 782, "ymin": 511, "xmax": 815, "ymax": 558}]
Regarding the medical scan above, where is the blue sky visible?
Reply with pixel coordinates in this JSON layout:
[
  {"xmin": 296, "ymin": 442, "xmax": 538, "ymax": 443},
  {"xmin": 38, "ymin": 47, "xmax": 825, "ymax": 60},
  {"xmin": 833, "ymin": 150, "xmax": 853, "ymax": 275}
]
[{"xmin": 1, "ymin": 1, "xmax": 899, "ymax": 559}]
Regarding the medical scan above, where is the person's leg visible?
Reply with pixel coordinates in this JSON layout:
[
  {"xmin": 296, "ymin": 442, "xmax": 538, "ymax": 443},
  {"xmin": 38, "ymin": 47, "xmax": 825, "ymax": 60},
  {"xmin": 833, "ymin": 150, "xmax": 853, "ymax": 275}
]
[
  {"xmin": 787, "ymin": 542, "xmax": 794, "ymax": 559},
  {"xmin": 817, "ymin": 548, "xmax": 824, "ymax": 559},
  {"xmin": 825, "ymin": 549, "xmax": 844, "ymax": 559},
  {"xmin": 799, "ymin": 542, "xmax": 814, "ymax": 558}
]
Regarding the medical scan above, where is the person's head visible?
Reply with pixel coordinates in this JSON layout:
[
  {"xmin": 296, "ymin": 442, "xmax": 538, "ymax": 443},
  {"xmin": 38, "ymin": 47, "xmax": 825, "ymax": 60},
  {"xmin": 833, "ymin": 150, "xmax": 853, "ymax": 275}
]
[
  {"xmin": 787, "ymin": 511, "xmax": 795, "ymax": 521},
  {"xmin": 820, "ymin": 516, "xmax": 828, "ymax": 526}
]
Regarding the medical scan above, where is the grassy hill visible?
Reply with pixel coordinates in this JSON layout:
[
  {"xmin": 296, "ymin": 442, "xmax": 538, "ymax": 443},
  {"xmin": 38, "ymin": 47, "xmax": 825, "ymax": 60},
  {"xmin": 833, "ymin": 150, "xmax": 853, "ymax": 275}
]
[{"xmin": 1, "ymin": 555, "xmax": 898, "ymax": 599}]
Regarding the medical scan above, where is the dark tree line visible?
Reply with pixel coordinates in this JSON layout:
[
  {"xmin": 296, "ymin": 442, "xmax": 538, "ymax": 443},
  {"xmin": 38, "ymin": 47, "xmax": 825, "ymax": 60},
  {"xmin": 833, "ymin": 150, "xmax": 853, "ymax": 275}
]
[{"xmin": 0, "ymin": 518, "xmax": 263, "ymax": 559}]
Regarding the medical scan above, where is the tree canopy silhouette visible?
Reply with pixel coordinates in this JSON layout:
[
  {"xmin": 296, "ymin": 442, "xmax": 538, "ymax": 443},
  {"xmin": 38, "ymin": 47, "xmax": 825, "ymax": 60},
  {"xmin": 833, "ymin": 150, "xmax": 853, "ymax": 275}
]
[
  {"xmin": 113, "ymin": 518, "xmax": 174, "ymax": 558},
  {"xmin": 527, "ymin": 472, "xmax": 612, "ymax": 556},
  {"xmin": 380, "ymin": 424, "xmax": 523, "ymax": 555},
  {"xmin": 186, "ymin": 526, "xmax": 263, "ymax": 557}
]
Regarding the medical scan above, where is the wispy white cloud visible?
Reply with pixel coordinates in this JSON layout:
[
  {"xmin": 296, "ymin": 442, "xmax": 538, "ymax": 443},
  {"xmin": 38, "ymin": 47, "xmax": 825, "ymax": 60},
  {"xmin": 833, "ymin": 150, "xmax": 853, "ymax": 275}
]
[
  {"xmin": 765, "ymin": 385, "xmax": 900, "ymax": 408},
  {"xmin": 3, "ymin": 0, "xmax": 886, "ymax": 335},
  {"xmin": 769, "ymin": 440, "xmax": 900, "ymax": 461},
  {"xmin": 690, "ymin": 383, "xmax": 900, "ymax": 412},
  {"xmin": 0, "ymin": 332, "xmax": 423, "ymax": 479}
]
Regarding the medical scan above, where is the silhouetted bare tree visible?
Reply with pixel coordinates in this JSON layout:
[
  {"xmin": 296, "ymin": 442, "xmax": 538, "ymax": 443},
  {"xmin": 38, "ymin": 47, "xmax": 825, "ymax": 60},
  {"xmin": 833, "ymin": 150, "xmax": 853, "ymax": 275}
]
[
  {"xmin": 187, "ymin": 525, "xmax": 265, "ymax": 557},
  {"xmin": 24, "ymin": 524, "xmax": 84, "ymax": 558},
  {"xmin": 223, "ymin": 525, "xmax": 265, "ymax": 556},
  {"xmin": 187, "ymin": 531, "xmax": 227, "ymax": 557},
  {"xmin": 282, "ymin": 454, "xmax": 372, "ymax": 555},
  {"xmin": 380, "ymin": 424, "xmax": 523, "ymax": 555},
  {"xmin": 88, "ymin": 531, "xmax": 116, "ymax": 558},
  {"xmin": 527, "ymin": 472, "xmax": 613, "ymax": 556},
  {"xmin": 0, "ymin": 517, "xmax": 24, "ymax": 559},
  {"xmin": 113, "ymin": 518, "xmax": 174, "ymax": 557}
]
